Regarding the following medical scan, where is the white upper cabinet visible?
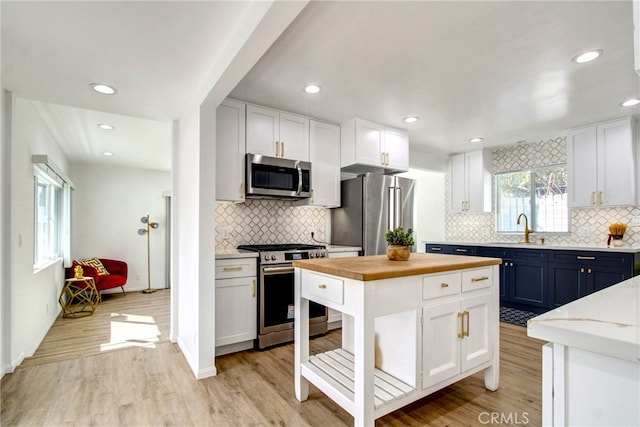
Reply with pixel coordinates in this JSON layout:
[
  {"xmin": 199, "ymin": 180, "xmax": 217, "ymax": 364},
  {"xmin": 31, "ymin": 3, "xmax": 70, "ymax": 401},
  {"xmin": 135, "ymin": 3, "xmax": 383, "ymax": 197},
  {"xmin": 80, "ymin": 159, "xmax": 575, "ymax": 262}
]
[
  {"xmin": 246, "ymin": 104, "xmax": 309, "ymax": 161},
  {"xmin": 216, "ymin": 99, "xmax": 246, "ymax": 202},
  {"xmin": 568, "ymin": 117, "xmax": 637, "ymax": 207},
  {"xmin": 304, "ymin": 120, "xmax": 341, "ymax": 207},
  {"xmin": 341, "ymin": 117, "xmax": 409, "ymax": 174},
  {"xmin": 450, "ymin": 150, "xmax": 491, "ymax": 212}
]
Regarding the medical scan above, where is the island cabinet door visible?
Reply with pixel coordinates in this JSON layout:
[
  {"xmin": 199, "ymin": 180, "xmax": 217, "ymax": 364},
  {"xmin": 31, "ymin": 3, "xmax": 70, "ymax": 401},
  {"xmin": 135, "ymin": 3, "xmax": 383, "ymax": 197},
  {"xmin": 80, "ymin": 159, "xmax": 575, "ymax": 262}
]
[
  {"xmin": 460, "ymin": 293, "xmax": 492, "ymax": 372},
  {"xmin": 422, "ymin": 300, "xmax": 461, "ymax": 389}
]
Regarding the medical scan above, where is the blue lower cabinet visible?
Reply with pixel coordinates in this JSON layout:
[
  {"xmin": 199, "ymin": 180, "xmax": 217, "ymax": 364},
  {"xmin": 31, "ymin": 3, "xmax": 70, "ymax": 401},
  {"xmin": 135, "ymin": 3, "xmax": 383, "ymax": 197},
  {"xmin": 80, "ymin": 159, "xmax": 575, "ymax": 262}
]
[
  {"xmin": 426, "ymin": 243, "xmax": 638, "ymax": 312},
  {"xmin": 509, "ymin": 249, "xmax": 548, "ymax": 308}
]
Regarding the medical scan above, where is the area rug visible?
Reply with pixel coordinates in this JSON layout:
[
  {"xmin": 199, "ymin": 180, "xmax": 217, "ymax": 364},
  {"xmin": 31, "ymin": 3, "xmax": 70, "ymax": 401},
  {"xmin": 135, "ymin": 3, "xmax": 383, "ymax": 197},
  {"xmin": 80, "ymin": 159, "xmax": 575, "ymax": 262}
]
[{"xmin": 500, "ymin": 306, "xmax": 538, "ymax": 327}]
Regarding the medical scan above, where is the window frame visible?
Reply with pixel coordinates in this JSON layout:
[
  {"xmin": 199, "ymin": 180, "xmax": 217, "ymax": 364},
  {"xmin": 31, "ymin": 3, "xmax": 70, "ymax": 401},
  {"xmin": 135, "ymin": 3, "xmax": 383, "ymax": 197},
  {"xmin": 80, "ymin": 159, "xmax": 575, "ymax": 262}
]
[
  {"xmin": 495, "ymin": 165, "xmax": 569, "ymax": 235},
  {"xmin": 33, "ymin": 165, "xmax": 66, "ymax": 268}
]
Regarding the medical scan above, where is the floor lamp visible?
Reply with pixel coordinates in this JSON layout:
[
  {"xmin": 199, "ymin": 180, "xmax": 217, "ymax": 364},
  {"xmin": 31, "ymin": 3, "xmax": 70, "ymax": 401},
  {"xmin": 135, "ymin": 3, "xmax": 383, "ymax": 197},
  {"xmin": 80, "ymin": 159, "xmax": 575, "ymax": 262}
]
[{"xmin": 138, "ymin": 214, "xmax": 159, "ymax": 294}]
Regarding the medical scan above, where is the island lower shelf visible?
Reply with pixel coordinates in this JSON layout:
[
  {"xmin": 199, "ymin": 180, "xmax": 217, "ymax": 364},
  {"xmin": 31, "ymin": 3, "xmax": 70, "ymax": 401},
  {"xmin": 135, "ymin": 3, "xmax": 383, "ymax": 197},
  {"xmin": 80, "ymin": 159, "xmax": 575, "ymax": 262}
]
[
  {"xmin": 294, "ymin": 253, "xmax": 502, "ymax": 427},
  {"xmin": 302, "ymin": 348, "xmax": 414, "ymax": 413}
]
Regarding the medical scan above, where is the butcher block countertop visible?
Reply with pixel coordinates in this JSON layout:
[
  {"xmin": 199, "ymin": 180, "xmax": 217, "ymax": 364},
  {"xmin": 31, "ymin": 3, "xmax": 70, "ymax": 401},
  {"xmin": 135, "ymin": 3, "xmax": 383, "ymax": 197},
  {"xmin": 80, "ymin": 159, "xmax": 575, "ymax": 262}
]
[{"xmin": 293, "ymin": 252, "xmax": 501, "ymax": 281}]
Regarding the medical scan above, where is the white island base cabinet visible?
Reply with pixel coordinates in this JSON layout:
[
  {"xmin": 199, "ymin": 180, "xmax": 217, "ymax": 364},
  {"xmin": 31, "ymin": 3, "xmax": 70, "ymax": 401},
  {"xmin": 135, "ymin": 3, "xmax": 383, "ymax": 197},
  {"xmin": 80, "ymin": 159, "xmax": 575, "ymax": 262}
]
[
  {"xmin": 294, "ymin": 256, "xmax": 500, "ymax": 427},
  {"xmin": 542, "ymin": 343, "xmax": 640, "ymax": 426}
]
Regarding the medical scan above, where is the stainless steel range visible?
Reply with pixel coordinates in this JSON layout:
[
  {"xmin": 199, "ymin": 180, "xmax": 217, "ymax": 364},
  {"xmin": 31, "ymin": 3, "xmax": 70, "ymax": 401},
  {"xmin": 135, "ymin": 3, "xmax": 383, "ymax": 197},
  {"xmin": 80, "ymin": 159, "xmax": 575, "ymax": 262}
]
[{"xmin": 237, "ymin": 243, "xmax": 328, "ymax": 349}]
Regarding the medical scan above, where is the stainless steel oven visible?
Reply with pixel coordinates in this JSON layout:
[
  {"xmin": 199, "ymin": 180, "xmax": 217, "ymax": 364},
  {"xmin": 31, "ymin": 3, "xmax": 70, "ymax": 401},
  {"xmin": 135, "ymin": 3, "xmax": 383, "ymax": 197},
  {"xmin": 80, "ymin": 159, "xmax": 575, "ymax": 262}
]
[{"xmin": 238, "ymin": 244, "xmax": 328, "ymax": 349}]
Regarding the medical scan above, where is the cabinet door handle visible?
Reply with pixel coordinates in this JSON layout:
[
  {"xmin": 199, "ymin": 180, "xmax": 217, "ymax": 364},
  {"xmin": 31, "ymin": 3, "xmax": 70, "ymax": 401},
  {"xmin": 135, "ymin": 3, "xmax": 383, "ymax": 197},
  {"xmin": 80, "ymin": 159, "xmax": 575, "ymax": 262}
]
[
  {"xmin": 381, "ymin": 152, "xmax": 385, "ymax": 166},
  {"xmin": 440, "ymin": 282, "xmax": 449, "ymax": 288},
  {"xmin": 580, "ymin": 268, "xmax": 585, "ymax": 273},
  {"xmin": 463, "ymin": 311, "xmax": 470, "ymax": 337},
  {"xmin": 598, "ymin": 191, "xmax": 603, "ymax": 205},
  {"xmin": 458, "ymin": 312, "xmax": 464, "ymax": 338},
  {"xmin": 385, "ymin": 152, "xmax": 390, "ymax": 166},
  {"xmin": 318, "ymin": 284, "xmax": 327, "ymax": 289},
  {"xmin": 456, "ymin": 248, "xmax": 468, "ymax": 253},
  {"xmin": 240, "ymin": 182, "xmax": 245, "ymax": 200},
  {"xmin": 587, "ymin": 268, "xmax": 592, "ymax": 274},
  {"xmin": 576, "ymin": 256, "xmax": 595, "ymax": 260},
  {"xmin": 591, "ymin": 191, "xmax": 595, "ymax": 205},
  {"xmin": 471, "ymin": 276, "xmax": 489, "ymax": 282},
  {"xmin": 430, "ymin": 247, "xmax": 442, "ymax": 251},
  {"xmin": 223, "ymin": 266, "xmax": 243, "ymax": 272},
  {"xmin": 252, "ymin": 279, "xmax": 256, "ymax": 298},
  {"xmin": 275, "ymin": 141, "xmax": 280, "ymax": 157},
  {"xmin": 282, "ymin": 141, "xmax": 285, "ymax": 157}
]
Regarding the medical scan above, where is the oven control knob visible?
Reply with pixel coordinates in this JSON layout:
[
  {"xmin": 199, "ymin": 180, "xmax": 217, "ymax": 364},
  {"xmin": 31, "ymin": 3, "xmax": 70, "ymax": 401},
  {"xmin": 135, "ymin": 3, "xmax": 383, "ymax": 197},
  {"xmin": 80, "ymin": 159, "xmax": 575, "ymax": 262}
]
[
  {"xmin": 264, "ymin": 255, "xmax": 270, "ymax": 261},
  {"xmin": 309, "ymin": 252, "xmax": 315, "ymax": 258},
  {"xmin": 270, "ymin": 255, "xmax": 277, "ymax": 261},
  {"xmin": 320, "ymin": 252, "xmax": 326, "ymax": 258}
]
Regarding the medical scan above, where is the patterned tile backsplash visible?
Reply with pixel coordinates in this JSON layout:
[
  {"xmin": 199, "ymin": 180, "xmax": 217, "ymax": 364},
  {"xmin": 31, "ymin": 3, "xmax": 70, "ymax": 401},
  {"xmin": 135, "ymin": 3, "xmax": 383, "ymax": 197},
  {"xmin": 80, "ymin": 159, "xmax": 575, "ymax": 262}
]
[
  {"xmin": 446, "ymin": 137, "xmax": 640, "ymax": 248},
  {"xmin": 215, "ymin": 199, "xmax": 326, "ymax": 250}
]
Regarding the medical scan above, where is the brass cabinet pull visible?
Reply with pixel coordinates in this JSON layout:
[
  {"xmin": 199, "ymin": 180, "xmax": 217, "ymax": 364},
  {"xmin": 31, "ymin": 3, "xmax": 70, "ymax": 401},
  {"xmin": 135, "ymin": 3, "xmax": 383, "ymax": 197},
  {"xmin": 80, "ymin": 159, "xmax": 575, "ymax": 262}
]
[
  {"xmin": 431, "ymin": 247, "xmax": 442, "ymax": 251},
  {"xmin": 252, "ymin": 279, "xmax": 256, "ymax": 298},
  {"xmin": 275, "ymin": 141, "xmax": 280, "ymax": 157},
  {"xmin": 456, "ymin": 249, "xmax": 468, "ymax": 253},
  {"xmin": 591, "ymin": 191, "xmax": 595, "ymax": 205},
  {"xmin": 576, "ymin": 256, "xmax": 595, "ymax": 260},
  {"xmin": 240, "ymin": 182, "xmax": 245, "ymax": 200},
  {"xmin": 282, "ymin": 141, "xmax": 285, "ymax": 157},
  {"xmin": 223, "ymin": 266, "xmax": 243, "ymax": 272},
  {"xmin": 580, "ymin": 268, "xmax": 585, "ymax": 273},
  {"xmin": 598, "ymin": 191, "xmax": 603, "ymax": 205},
  {"xmin": 385, "ymin": 152, "xmax": 390, "ymax": 166},
  {"xmin": 380, "ymin": 152, "xmax": 385, "ymax": 166},
  {"xmin": 457, "ymin": 312, "xmax": 464, "ymax": 338},
  {"xmin": 587, "ymin": 268, "xmax": 592, "ymax": 274},
  {"xmin": 471, "ymin": 276, "xmax": 489, "ymax": 282},
  {"xmin": 463, "ymin": 311, "xmax": 470, "ymax": 337},
  {"xmin": 440, "ymin": 282, "xmax": 449, "ymax": 288},
  {"xmin": 318, "ymin": 284, "xmax": 327, "ymax": 289}
]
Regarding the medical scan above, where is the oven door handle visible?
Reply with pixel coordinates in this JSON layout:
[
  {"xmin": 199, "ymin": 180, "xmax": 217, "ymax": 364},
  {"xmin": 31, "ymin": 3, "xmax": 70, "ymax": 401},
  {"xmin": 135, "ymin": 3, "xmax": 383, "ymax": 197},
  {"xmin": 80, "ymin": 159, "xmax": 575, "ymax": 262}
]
[{"xmin": 263, "ymin": 266, "xmax": 295, "ymax": 273}]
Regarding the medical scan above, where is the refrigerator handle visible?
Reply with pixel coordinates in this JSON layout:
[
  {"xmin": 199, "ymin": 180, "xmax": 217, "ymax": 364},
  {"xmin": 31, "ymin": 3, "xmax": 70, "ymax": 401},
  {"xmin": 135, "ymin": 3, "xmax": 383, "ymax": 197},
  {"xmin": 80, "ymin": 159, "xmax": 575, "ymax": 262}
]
[
  {"xmin": 388, "ymin": 187, "xmax": 396, "ymax": 231},
  {"xmin": 395, "ymin": 186, "xmax": 403, "ymax": 229}
]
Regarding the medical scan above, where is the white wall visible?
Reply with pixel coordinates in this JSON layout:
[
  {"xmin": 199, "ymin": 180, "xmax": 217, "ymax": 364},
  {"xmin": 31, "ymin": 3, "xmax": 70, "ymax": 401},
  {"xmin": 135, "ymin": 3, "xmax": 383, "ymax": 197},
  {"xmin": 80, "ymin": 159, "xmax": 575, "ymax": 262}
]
[
  {"xmin": 398, "ymin": 168, "xmax": 446, "ymax": 251},
  {"xmin": 8, "ymin": 96, "xmax": 71, "ymax": 369},
  {"xmin": 70, "ymin": 164, "xmax": 170, "ymax": 292}
]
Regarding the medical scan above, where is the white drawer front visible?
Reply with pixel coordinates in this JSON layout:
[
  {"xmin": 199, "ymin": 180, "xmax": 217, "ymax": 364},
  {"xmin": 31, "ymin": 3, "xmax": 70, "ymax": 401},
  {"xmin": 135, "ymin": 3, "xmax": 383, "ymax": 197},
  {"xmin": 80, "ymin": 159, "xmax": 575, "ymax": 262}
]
[
  {"xmin": 462, "ymin": 267, "xmax": 493, "ymax": 292},
  {"xmin": 422, "ymin": 272, "xmax": 461, "ymax": 300},
  {"xmin": 302, "ymin": 271, "xmax": 344, "ymax": 305},
  {"xmin": 215, "ymin": 258, "xmax": 257, "ymax": 279}
]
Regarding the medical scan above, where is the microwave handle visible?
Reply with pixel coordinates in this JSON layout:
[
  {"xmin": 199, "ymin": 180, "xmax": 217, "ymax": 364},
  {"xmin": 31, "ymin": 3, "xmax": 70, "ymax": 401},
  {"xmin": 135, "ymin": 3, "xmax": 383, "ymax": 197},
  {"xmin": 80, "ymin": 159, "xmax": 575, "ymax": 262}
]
[{"xmin": 296, "ymin": 164, "xmax": 303, "ymax": 195}]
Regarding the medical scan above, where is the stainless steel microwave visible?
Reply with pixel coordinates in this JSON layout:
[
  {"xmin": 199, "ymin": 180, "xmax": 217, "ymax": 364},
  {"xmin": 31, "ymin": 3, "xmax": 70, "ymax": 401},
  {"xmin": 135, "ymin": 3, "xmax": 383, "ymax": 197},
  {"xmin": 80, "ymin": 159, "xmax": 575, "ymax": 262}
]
[{"xmin": 245, "ymin": 154, "xmax": 311, "ymax": 199}]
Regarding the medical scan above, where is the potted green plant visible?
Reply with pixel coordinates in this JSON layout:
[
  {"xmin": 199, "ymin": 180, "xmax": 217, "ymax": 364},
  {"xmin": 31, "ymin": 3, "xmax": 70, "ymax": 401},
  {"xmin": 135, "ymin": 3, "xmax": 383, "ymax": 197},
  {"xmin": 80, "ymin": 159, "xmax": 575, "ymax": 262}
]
[{"xmin": 385, "ymin": 227, "xmax": 415, "ymax": 261}]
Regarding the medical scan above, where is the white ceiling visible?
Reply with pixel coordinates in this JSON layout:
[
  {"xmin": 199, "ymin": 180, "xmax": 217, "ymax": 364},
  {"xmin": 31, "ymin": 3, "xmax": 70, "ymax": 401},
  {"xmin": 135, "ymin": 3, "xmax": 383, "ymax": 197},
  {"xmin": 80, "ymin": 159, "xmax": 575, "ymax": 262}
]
[{"xmin": 3, "ymin": 1, "xmax": 640, "ymax": 171}]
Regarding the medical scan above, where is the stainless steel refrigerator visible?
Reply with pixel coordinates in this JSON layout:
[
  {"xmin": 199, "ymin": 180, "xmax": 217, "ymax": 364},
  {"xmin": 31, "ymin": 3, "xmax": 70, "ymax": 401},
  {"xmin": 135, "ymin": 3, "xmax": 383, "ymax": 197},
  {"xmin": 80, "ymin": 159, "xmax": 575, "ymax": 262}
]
[{"xmin": 331, "ymin": 173, "xmax": 415, "ymax": 255}]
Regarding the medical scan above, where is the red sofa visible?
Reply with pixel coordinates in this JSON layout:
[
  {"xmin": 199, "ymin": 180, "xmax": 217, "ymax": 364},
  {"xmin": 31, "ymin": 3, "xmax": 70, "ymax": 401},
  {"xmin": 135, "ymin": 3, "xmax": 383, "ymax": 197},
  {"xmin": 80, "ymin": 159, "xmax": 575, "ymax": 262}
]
[{"xmin": 67, "ymin": 258, "xmax": 128, "ymax": 300}]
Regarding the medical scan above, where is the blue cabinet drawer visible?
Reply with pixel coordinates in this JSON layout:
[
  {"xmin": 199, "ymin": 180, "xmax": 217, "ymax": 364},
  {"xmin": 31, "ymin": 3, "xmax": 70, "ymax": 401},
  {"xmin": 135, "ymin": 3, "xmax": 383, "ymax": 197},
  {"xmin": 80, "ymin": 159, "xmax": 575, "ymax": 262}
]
[{"xmin": 549, "ymin": 250, "xmax": 632, "ymax": 267}]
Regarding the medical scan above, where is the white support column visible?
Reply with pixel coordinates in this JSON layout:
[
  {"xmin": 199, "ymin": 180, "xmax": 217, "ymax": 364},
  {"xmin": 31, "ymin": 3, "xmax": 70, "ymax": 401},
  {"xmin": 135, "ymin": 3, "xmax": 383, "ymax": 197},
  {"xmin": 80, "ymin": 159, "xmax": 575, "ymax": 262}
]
[
  {"xmin": 353, "ymin": 282, "xmax": 375, "ymax": 427},
  {"xmin": 484, "ymin": 264, "xmax": 500, "ymax": 391},
  {"xmin": 294, "ymin": 267, "xmax": 309, "ymax": 401}
]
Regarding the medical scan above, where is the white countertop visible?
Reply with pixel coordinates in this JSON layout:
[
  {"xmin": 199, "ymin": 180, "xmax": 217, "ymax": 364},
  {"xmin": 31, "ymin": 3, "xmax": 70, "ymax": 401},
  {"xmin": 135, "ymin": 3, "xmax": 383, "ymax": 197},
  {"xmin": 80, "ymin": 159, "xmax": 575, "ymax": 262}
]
[
  {"xmin": 425, "ymin": 240, "xmax": 640, "ymax": 253},
  {"xmin": 215, "ymin": 249, "xmax": 259, "ymax": 260},
  {"xmin": 527, "ymin": 276, "xmax": 640, "ymax": 363}
]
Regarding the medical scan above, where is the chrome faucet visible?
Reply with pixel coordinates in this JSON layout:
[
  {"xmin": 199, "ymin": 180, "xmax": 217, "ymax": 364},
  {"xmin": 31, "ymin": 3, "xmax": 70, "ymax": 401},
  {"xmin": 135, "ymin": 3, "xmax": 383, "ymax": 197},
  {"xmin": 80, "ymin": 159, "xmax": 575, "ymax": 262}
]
[{"xmin": 516, "ymin": 213, "xmax": 532, "ymax": 244}]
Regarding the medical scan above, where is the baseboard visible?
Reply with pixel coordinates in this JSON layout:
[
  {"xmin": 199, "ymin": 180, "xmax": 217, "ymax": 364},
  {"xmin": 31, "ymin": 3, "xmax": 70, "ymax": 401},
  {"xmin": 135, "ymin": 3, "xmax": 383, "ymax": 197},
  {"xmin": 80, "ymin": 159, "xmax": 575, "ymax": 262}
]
[
  {"xmin": 196, "ymin": 366, "xmax": 217, "ymax": 379},
  {"xmin": 215, "ymin": 340, "xmax": 254, "ymax": 356}
]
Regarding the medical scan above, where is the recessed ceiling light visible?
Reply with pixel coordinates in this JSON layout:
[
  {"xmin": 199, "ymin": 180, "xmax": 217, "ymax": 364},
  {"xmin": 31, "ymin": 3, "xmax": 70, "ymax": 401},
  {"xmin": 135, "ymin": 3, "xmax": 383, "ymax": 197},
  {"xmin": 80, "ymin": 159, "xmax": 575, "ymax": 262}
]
[
  {"xmin": 621, "ymin": 98, "xmax": 640, "ymax": 107},
  {"xmin": 403, "ymin": 116, "xmax": 419, "ymax": 123},
  {"xmin": 97, "ymin": 124, "xmax": 114, "ymax": 130},
  {"xmin": 304, "ymin": 84, "xmax": 321, "ymax": 94},
  {"xmin": 572, "ymin": 49, "xmax": 603, "ymax": 64},
  {"xmin": 102, "ymin": 152, "xmax": 114, "ymax": 156},
  {"xmin": 90, "ymin": 83, "xmax": 118, "ymax": 95},
  {"xmin": 469, "ymin": 137, "xmax": 484, "ymax": 143}
]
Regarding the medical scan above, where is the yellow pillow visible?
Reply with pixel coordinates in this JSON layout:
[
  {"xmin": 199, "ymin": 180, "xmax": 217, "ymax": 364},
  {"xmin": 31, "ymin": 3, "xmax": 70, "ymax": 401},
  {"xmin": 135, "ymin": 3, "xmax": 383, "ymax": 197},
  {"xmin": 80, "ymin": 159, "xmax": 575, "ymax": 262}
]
[{"xmin": 77, "ymin": 258, "xmax": 110, "ymax": 276}]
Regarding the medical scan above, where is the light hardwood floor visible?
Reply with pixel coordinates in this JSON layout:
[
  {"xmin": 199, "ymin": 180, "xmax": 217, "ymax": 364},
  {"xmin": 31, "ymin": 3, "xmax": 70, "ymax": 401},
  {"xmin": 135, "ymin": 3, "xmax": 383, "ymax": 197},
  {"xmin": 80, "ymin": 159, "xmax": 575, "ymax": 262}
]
[{"xmin": 2, "ymin": 290, "xmax": 544, "ymax": 426}]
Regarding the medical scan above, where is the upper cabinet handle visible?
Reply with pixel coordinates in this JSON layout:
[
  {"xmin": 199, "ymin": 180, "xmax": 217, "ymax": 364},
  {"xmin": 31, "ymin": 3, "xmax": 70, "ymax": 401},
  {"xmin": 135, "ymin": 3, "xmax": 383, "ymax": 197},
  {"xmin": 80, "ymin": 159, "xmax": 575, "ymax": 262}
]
[{"xmin": 598, "ymin": 191, "xmax": 603, "ymax": 205}]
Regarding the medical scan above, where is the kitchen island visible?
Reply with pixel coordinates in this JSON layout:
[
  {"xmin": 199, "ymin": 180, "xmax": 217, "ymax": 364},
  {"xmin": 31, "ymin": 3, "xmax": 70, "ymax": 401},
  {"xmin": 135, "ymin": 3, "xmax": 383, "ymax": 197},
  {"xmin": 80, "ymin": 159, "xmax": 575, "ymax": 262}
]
[
  {"xmin": 293, "ymin": 253, "xmax": 501, "ymax": 426},
  {"xmin": 527, "ymin": 276, "xmax": 640, "ymax": 426}
]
